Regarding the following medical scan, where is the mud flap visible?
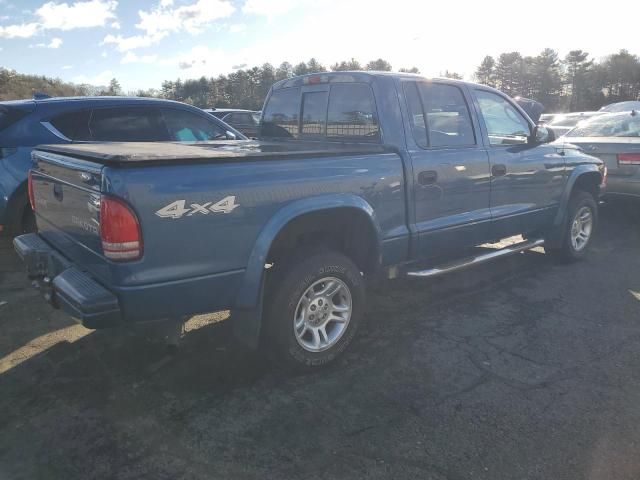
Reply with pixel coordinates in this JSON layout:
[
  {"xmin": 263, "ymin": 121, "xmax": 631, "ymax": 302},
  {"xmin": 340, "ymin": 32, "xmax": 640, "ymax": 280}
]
[{"xmin": 231, "ymin": 281, "xmax": 264, "ymax": 350}]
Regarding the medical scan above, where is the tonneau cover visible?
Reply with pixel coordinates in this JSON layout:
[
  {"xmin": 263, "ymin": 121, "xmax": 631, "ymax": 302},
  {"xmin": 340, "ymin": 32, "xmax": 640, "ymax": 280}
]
[{"xmin": 34, "ymin": 140, "xmax": 388, "ymax": 166}]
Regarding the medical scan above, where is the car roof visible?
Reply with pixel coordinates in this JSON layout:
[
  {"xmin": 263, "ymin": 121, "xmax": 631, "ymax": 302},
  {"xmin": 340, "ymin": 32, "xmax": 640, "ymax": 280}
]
[
  {"xmin": 0, "ymin": 96, "xmax": 191, "ymax": 108},
  {"xmin": 271, "ymin": 71, "xmax": 478, "ymax": 90}
]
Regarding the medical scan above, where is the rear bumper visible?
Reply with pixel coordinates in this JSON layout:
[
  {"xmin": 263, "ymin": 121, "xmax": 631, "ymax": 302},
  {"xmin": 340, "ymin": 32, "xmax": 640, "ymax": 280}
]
[{"xmin": 13, "ymin": 233, "xmax": 122, "ymax": 329}]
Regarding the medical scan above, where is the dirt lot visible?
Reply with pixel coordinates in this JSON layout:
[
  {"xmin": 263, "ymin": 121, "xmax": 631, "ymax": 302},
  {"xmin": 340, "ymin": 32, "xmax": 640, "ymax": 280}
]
[{"xmin": 2, "ymin": 204, "xmax": 640, "ymax": 480}]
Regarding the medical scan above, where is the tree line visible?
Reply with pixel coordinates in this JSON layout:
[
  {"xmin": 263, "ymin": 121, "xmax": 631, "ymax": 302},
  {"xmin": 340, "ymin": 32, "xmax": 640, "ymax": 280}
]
[
  {"xmin": 2, "ymin": 50, "xmax": 639, "ymax": 113},
  {"xmin": 475, "ymin": 49, "xmax": 640, "ymax": 112}
]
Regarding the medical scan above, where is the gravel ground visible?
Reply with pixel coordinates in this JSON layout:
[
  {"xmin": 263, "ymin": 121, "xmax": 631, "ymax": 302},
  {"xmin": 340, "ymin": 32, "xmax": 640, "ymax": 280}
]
[{"xmin": 1, "ymin": 203, "xmax": 640, "ymax": 480}]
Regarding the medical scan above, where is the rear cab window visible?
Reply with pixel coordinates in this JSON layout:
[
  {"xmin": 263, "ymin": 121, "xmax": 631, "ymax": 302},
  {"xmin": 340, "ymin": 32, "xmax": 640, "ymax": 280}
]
[
  {"xmin": 261, "ymin": 83, "xmax": 380, "ymax": 142},
  {"xmin": 327, "ymin": 84, "xmax": 379, "ymax": 141},
  {"xmin": 261, "ymin": 87, "xmax": 301, "ymax": 138}
]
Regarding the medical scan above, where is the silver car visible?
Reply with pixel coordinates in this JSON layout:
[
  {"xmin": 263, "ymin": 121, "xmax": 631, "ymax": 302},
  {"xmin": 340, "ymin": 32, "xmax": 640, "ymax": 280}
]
[
  {"xmin": 544, "ymin": 111, "xmax": 603, "ymax": 137},
  {"xmin": 564, "ymin": 111, "xmax": 640, "ymax": 198}
]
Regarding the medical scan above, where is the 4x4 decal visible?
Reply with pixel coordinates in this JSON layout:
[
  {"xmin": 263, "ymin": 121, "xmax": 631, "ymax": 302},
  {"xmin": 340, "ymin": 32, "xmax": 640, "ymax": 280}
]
[{"xmin": 155, "ymin": 196, "xmax": 239, "ymax": 219}]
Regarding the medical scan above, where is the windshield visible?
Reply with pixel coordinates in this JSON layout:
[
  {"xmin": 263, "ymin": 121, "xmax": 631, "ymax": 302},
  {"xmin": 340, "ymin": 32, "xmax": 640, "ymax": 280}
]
[{"xmin": 566, "ymin": 112, "xmax": 640, "ymax": 137}]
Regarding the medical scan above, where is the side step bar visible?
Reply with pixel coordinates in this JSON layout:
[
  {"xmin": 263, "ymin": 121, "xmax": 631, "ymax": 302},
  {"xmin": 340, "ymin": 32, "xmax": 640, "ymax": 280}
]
[{"xmin": 406, "ymin": 238, "xmax": 544, "ymax": 278}]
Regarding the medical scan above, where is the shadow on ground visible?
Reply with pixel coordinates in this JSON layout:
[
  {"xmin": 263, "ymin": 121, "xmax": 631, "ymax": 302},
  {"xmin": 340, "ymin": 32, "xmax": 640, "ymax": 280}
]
[{"xmin": 1, "ymin": 202, "xmax": 640, "ymax": 480}]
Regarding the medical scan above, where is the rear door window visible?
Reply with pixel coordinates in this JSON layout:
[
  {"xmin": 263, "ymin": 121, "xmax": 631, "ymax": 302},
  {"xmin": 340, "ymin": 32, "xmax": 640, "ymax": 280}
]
[
  {"xmin": 327, "ymin": 84, "xmax": 379, "ymax": 141},
  {"xmin": 261, "ymin": 87, "xmax": 301, "ymax": 138},
  {"xmin": 418, "ymin": 83, "xmax": 476, "ymax": 147},
  {"xmin": 161, "ymin": 108, "xmax": 227, "ymax": 141},
  {"xmin": 88, "ymin": 106, "xmax": 169, "ymax": 142}
]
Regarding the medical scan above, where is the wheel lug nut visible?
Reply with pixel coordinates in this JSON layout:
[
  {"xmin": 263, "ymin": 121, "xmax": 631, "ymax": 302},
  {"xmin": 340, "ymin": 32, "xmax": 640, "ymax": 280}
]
[
  {"xmin": 318, "ymin": 299, "xmax": 323, "ymax": 306},
  {"xmin": 310, "ymin": 305, "xmax": 316, "ymax": 311}
]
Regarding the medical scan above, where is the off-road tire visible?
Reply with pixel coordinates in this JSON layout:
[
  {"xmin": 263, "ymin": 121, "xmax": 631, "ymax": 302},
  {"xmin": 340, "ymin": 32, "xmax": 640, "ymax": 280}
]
[
  {"xmin": 263, "ymin": 250, "xmax": 365, "ymax": 371},
  {"xmin": 545, "ymin": 191, "xmax": 598, "ymax": 262}
]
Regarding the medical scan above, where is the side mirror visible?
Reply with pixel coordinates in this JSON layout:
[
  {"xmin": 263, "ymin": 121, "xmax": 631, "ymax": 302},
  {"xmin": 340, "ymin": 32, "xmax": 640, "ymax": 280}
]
[
  {"xmin": 533, "ymin": 124, "xmax": 555, "ymax": 144},
  {"xmin": 225, "ymin": 131, "xmax": 237, "ymax": 140}
]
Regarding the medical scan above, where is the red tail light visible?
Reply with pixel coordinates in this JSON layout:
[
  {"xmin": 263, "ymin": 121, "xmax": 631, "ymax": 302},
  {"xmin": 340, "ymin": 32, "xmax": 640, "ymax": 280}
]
[
  {"xmin": 100, "ymin": 196, "xmax": 142, "ymax": 261},
  {"xmin": 618, "ymin": 153, "xmax": 640, "ymax": 165},
  {"xmin": 28, "ymin": 170, "xmax": 35, "ymax": 211}
]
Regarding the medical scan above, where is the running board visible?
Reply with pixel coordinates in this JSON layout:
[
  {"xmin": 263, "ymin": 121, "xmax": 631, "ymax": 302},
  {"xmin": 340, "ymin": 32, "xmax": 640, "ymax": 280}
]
[{"xmin": 406, "ymin": 238, "xmax": 544, "ymax": 278}]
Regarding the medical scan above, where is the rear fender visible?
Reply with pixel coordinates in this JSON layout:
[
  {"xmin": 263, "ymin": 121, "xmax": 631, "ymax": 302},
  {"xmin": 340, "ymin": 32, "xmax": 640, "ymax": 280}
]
[
  {"xmin": 235, "ymin": 193, "xmax": 382, "ymax": 309},
  {"xmin": 231, "ymin": 194, "xmax": 382, "ymax": 348}
]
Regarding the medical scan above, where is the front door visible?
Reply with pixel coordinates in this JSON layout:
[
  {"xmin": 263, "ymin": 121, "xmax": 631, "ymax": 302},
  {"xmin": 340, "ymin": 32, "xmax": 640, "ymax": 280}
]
[
  {"xmin": 473, "ymin": 89, "xmax": 566, "ymax": 239},
  {"xmin": 403, "ymin": 81, "xmax": 492, "ymax": 260}
]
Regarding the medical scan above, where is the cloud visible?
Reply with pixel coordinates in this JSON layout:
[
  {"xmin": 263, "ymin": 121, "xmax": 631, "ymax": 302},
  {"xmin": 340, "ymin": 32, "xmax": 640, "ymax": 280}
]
[
  {"xmin": 162, "ymin": 45, "xmax": 236, "ymax": 76},
  {"xmin": 232, "ymin": 63, "xmax": 248, "ymax": 69},
  {"xmin": 121, "ymin": 51, "xmax": 158, "ymax": 64},
  {"xmin": 48, "ymin": 37, "xmax": 63, "ymax": 48},
  {"xmin": 73, "ymin": 69, "xmax": 113, "ymax": 86},
  {"xmin": 0, "ymin": 22, "xmax": 39, "ymax": 38},
  {"xmin": 229, "ymin": 23, "xmax": 246, "ymax": 33},
  {"xmin": 110, "ymin": 21, "xmax": 120, "ymax": 29},
  {"xmin": 137, "ymin": 0, "xmax": 235, "ymax": 36},
  {"xmin": 102, "ymin": 33, "xmax": 167, "ymax": 52},
  {"xmin": 242, "ymin": 0, "xmax": 297, "ymax": 16},
  {"xmin": 0, "ymin": 0, "xmax": 118, "ymax": 39},
  {"xmin": 102, "ymin": 0, "xmax": 234, "ymax": 52},
  {"xmin": 62, "ymin": 65, "xmax": 73, "ymax": 69},
  {"xmin": 36, "ymin": 0, "xmax": 117, "ymax": 30}
]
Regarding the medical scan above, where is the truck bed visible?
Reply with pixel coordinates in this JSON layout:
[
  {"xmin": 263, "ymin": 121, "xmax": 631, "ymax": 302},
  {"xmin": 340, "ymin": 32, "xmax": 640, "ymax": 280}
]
[{"xmin": 35, "ymin": 140, "xmax": 389, "ymax": 166}]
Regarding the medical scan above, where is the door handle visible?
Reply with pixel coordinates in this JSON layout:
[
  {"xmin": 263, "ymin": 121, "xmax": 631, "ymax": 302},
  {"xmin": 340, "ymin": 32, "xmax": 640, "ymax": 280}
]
[
  {"xmin": 418, "ymin": 170, "xmax": 438, "ymax": 185},
  {"xmin": 53, "ymin": 183, "xmax": 63, "ymax": 201},
  {"xmin": 492, "ymin": 164, "xmax": 507, "ymax": 177}
]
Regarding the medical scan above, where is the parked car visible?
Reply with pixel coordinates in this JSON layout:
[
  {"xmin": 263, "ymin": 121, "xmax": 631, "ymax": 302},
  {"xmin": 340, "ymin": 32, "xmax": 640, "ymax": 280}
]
[
  {"xmin": 599, "ymin": 101, "xmax": 640, "ymax": 113},
  {"xmin": 204, "ymin": 108, "xmax": 261, "ymax": 138},
  {"xmin": 0, "ymin": 96, "xmax": 245, "ymax": 236},
  {"xmin": 14, "ymin": 72, "xmax": 604, "ymax": 370},
  {"xmin": 564, "ymin": 110, "xmax": 640, "ymax": 198},
  {"xmin": 544, "ymin": 111, "xmax": 603, "ymax": 137}
]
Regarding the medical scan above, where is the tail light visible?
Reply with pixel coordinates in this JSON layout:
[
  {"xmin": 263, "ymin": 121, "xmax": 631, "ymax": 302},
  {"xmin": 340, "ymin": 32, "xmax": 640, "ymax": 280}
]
[
  {"xmin": 28, "ymin": 170, "xmax": 35, "ymax": 211},
  {"xmin": 100, "ymin": 196, "xmax": 142, "ymax": 261},
  {"xmin": 618, "ymin": 153, "xmax": 640, "ymax": 165}
]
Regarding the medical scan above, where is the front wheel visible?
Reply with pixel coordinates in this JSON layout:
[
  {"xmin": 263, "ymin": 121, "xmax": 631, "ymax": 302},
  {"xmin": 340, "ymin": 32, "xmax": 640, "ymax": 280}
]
[
  {"xmin": 263, "ymin": 250, "xmax": 365, "ymax": 370},
  {"xmin": 545, "ymin": 191, "xmax": 598, "ymax": 262}
]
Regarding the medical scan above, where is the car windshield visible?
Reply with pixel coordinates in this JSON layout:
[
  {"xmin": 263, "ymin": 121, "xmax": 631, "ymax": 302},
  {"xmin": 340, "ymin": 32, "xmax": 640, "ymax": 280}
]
[
  {"xmin": 550, "ymin": 115, "xmax": 588, "ymax": 128},
  {"xmin": 566, "ymin": 112, "xmax": 640, "ymax": 137}
]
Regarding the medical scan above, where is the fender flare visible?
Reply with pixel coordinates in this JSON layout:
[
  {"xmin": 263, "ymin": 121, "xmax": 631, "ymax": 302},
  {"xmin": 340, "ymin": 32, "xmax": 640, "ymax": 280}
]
[
  {"xmin": 553, "ymin": 164, "xmax": 602, "ymax": 226},
  {"xmin": 235, "ymin": 193, "xmax": 383, "ymax": 310},
  {"xmin": 231, "ymin": 194, "xmax": 383, "ymax": 349}
]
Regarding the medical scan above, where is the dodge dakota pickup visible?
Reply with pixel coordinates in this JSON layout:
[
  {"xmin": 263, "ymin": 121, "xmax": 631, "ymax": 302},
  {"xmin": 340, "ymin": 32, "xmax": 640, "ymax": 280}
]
[{"xmin": 14, "ymin": 72, "xmax": 605, "ymax": 369}]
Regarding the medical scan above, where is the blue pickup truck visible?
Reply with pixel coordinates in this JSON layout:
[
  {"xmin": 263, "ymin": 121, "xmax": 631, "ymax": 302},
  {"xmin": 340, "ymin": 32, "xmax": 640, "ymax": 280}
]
[{"xmin": 14, "ymin": 72, "xmax": 605, "ymax": 369}]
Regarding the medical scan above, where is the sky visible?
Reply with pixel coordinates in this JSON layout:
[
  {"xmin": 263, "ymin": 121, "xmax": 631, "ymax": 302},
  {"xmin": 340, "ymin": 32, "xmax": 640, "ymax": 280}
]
[{"xmin": 0, "ymin": 0, "xmax": 638, "ymax": 92}]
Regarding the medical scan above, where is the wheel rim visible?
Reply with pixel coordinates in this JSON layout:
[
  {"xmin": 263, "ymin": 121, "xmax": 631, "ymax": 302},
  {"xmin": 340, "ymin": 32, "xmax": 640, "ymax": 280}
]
[
  {"xmin": 293, "ymin": 276, "xmax": 352, "ymax": 353},
  {"xmin": 570, "ymin": 206, "xmax": 593, "ymax": 252}
]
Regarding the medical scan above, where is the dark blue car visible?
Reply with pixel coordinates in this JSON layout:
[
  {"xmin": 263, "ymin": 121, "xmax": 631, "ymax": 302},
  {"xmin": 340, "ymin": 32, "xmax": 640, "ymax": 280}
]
[{"xmin": 0, "ymin": 96, "xmax": 245, "ymax": 235}]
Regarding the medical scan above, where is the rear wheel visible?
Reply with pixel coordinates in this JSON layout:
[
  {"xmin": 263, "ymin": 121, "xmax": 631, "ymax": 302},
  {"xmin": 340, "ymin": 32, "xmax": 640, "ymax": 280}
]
[
  {"xmin": 263, "ymin": 250, "xmax": 365, "ymax": 370},
  {"xmin": 545, "ymin": 191, "xmax": 597, "ymax": 262}
]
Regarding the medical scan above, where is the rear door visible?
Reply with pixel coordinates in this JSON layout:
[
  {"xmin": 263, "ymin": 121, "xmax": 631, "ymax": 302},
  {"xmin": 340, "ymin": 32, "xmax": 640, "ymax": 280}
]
[
  {"xmin": 403, "ymin": 80, "xmax": 491, "ymax": 259},
  {"xmin": 473, "ymin": 89, "xmax": 565, "ymax": 239}
]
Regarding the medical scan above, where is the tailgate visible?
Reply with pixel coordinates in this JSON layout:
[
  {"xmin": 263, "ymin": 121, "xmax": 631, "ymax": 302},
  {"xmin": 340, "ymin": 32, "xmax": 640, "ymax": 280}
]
[{"xmin": 32, "ymin": 150, "xmax": 103, "ymax": 255}]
